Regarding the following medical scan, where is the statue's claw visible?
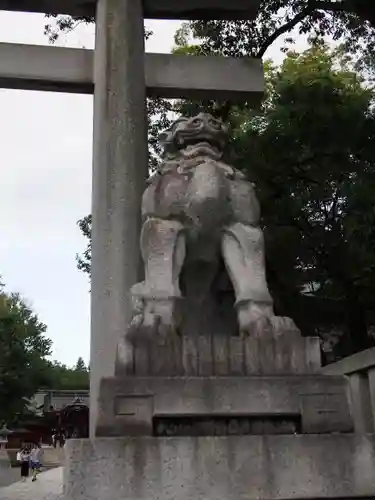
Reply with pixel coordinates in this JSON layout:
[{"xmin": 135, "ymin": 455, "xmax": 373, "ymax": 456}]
[
  {"xmin": 237, "ymin": 301, "xmax": 274, "ymax": 337},
  {"xmin": 237, "ymin": 300, "xmax": 299, "ymax": 339},
  {"xmin": 270, "ymin": 316, "xmax": 299, "ymax": 336}
]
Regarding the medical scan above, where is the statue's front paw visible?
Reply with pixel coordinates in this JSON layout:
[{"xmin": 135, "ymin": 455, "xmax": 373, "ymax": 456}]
[
  {"xmin": 270, "ymin": 316, "xmax": 299, "ymax": 336},
  {"xmin": 237, "ymin": 301, "xmax": 274, "ymax": 337},
  {"xmin": 140, "ymin": 298, "xmax": 180, "ymax": 339}
]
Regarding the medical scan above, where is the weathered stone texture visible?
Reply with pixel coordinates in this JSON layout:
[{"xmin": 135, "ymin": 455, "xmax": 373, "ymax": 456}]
[{"xmin": 64, "ymin": 435, "xmax": 375, "ymax": 500}]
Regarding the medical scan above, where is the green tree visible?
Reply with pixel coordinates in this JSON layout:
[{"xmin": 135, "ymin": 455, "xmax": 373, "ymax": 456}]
[
  {"xmin": 176, "ymin": 1, "xmax": 375, "ymax": 72},
  {"xmin": 46, "ymin": 360, "xmax": 89, "ymax": 390},
  {"xmin": 76, "ymin": 214, "xmax": 91, "ymax": 277},
  {"xmin": 47, "ymin": 2, "xmax": 375, "ymax": 71},
  {"xmin": 230, "ymin": 45, "xmax": 375, "ymax": 357},
  {"xmin": 0, "ymin": 285, "xmax": 52, "ymax": 424},
  {"xmin": 75, "ymin": 357, "xmax": 87, "ymax": 372}
]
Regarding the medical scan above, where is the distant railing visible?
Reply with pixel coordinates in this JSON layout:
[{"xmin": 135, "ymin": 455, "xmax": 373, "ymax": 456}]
[{"xmin": 321, "ymin": 347, "xmax": 375, "ymax": 433}]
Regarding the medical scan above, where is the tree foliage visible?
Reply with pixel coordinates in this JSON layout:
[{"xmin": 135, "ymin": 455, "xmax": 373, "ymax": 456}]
[
  {"xmin": 0, "ymin": 286, "xmax": 52, "ymax": 424},
  {"xmin": 76, "ymin": 214, "xmax": 92, "ymax": 276},
  {"xmin": 47, "ymin": 1, "xmax": 375, "ymax": 70},
  {"xmin": 175, "ymin": 0, "xmax": 375, "ymax": 73},
  {"xmin": 0, "ymin": 278, "xmax": 90, "ymax": 424},
  {"xmin": 230, "ymin": 45, "xmax": 375, "ymax": 357},
  {"xmin": 46, "ymin": 358, "xmax": 89, "ymax": 391},
  {"xmin": 75, "ymin": 356, "xmax": 87, "ymax": 371}
]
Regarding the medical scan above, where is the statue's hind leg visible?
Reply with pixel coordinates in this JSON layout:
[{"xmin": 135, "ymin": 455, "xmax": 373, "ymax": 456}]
[
  {"xmin": 136, "ymin": 217, "xmax": 186, "ymax": 332},
  {"xmin": 221, "ymin": 222, "xmax": 275, "ymax": 335}
]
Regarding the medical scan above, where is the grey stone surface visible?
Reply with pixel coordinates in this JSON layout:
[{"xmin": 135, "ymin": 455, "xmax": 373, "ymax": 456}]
[
  {"xmin": 90, "ymin": 0, "xmax": 148, "ymax": 436},
  {"xmin": 117, "ymin": 333, "xmax": 321, "ymax": 376},
  {"xmin": 299, "ymin": 392, "xmax": 353, "ymax": 434},
  {"xmin": 0, "ymin": 44, "xmax": 265, "ymax": 103},
  {"xmin": 146, "ymin": 54, "xmax": 264, "ymax": 101},
  {"xmin": 0, "ymin": 43, "xmax": 93, "ymax": 94},
  {"xmin": 0, "ymin": 450, "xmax": 15, "ymax": 488},
  {"xmin": 96, "ymin": 375, "xmax": 352, "ymax": 436},
  {"xmin": 321, "ymin": 347, "xmax": 375, "ymax": 433},
  {"xmin": 0, "ymin": 0, "xmax": 261, "ymax": 20},
  {"xmin": 348, "ymin": 372, "xmax": 374, "ymax": 434},
  {"xmin": 321, "ymin": 345, "xmax": 375, "ymax": 375},
  {"xmin": 369, "ymin": 367, "xmax": 375, "ymax": 432},
  {"xmin": 64, "ymin": 435, "xmax": 375, "ymax": 500},
  {"xmin": 0, "ymin": 467, "xmax": 19, "ymax": 489}
]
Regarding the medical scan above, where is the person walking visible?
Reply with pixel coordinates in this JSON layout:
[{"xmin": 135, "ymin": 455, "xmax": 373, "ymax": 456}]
[
  {"xmin": 17, "ymin": 445, "xmax": 30, "ymax": 482},
  {"xmin": 30, "ymin": 443, "xmax": 42, "ymax": 482}
]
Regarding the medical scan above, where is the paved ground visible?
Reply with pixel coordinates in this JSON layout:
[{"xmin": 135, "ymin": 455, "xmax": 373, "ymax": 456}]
[
  {"xmin": 0, "ymin": 468, "xmax": 19, "ymax": 488},
  {"xmin": 0, "ymin": 467, "xmax": 63, "ymax": 500}
]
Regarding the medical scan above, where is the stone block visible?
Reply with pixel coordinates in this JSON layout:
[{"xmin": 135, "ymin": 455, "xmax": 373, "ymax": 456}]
[
  {"xmin": 150, "ymin": 335, "xmax": 183, "ymax": 376},
  {"xmin": 368, "ymin": 367, "xmax": 375, "ymax": 432},
  {"xmin": 127, "ymin": 333, "xmax": 321, "ymax": 376},
  {"xmin": 348, "ymin": 372, "xmax": 374, "ymax": 433},
  {"xmin": 212, "ymin": 335, "xmax": 230, "ymax": 375},
  {"xmin": 198, "ymin": 336, "xmax": 213, "ymax": 376},
  {"xmin": 64, "ymin": 434, "xmax": 375, "ymax": 500},
  {"xmin": 300, "ymin": 392, "xmax": 353, "ymax": 434},
  {"xmin": 257, "ymin": 334, "xmax": 276, "ymax": 374},
  {"xmin": 182, "ymin": 336, "xmax": 199, "ymax": 375},
  {"xmin": 0, "ymin": 43, "xmax": 264, "ymax": 103},
  {"xmin": 96, "ymin": 375, "xmax": 352, "ymax": 437},
  {"xmin": 321, "ymin": 346, "xmax": 375, "ymax": 376},
  {"xmin": 133, "ymin": 338, "xmax": 150, "ymax": 375},
  {"xmin": 305, "ymin": 336, "xmax": 322, "ymax": 370},
  {"xmin": 146, "ymin": 54, "xmax": 264, "ymax": 102},
  {"xmin": 98, "ymin": 388, "xmax": 154, "ymax": 437},
  {"xmin": 229, "ymin": 337, "xmax": 244, "ymax": 375}
]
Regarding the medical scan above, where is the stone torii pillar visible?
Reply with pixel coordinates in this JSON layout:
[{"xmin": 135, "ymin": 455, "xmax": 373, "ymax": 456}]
[{"xmin": 90, "ymin": 0, "xmax": 149, "ymax": 438}]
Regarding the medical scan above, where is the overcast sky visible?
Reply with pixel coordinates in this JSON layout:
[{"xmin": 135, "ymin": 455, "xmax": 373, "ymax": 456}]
[{"xmin": 0, "ymin": 11, "xmax": 308, "ymax": 367}]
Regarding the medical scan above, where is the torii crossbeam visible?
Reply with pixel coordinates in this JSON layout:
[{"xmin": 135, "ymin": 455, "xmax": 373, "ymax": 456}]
[{"xmin": 0, "ymin": 0, "xmax": 260, "ymax": 19}]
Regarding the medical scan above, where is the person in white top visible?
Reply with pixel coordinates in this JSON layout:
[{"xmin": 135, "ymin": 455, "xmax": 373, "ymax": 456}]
[
  {"xmin": 17, "ymin": 446, "xmax": 30, "ymax": 481},
  {"xmin": 29, "ymin": 443, "xmax": 41, "ymax": 482}
]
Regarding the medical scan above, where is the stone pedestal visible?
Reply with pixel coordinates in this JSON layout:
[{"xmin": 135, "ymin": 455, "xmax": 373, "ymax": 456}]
[
  {"xmin": 62, "ymin": 324, "xmax": 375, "ymax": 500},
  {"xmin": 96, "ymin": 332, "xmax": 354, "ymax": 438},
  {"xmin": 81, "ymin": 66, "xmax": 375, "ymax": 497},
  {"xmin": 64, "ymin": 435, "xmax": 375, "ymax": 500}
]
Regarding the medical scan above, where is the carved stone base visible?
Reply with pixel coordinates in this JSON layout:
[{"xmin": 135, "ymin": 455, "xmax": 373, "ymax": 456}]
[
  {"xmin": 96, "ymin": 374, "xmax": 353, "ymax": 437},
  {"xmin": 116, "ymin": 330, "xmax": 321, "ymax": 377}
]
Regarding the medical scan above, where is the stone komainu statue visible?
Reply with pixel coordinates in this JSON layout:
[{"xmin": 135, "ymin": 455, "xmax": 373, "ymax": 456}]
[{"xmin": 126, "ymin": 113, "xmax": 295, "ymax": 340}]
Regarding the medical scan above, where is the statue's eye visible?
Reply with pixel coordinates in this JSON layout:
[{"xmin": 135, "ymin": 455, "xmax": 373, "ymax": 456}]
[
  {"xmin": 192, "ymin": 118, "xmax": 201, "ymax": 126},
  {"xmin": 209, "ymin": 118, "xmax": 220, "ymax": 129}
]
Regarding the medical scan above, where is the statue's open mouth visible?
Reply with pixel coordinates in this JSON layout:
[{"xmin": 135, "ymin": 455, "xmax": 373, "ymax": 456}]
[{"xmin": 177, "ymin": 135, "xmax": 224, "ymax": 153}]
